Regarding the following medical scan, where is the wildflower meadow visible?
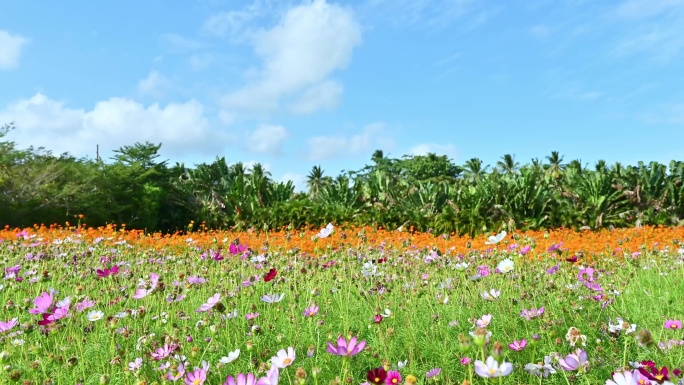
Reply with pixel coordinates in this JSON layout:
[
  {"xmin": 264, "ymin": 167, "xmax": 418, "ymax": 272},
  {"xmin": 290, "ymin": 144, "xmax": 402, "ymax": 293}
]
[{"xmin": 1, "ymin": 223, "xmax": 684, "ymax": 385}]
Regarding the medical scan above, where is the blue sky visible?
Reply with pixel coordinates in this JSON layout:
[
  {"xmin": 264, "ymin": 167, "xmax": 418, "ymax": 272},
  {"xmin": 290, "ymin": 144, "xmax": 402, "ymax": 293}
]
[{"xmin": 1, "ymin": 0, "xmax": 683, "ymax": 191}]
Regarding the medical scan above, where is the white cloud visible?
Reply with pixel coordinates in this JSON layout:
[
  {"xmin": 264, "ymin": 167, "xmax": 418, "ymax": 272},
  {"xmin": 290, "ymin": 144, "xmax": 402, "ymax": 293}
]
[
  {"xmin": 409, "ymin": 143, "xmax": 458, "ymax": 159},
  {"xmin": 305, "ymin": 123, "xmax": 393, "ymax": 161},
  {"xmin": 0, "ymin": 93, "xmax": 228, "ymax": 161},
  {"xmin": 279, "ymin": 172, "xmax": 307, "ymax": 192},
  {"xmin": 366, "ymin": 0, "xmax": 495, "ymax": 30},
  {"xmin": 138, "ymin": 71, "xmax": 170, "ymax": 96},
  {"xmin": 246, "ymin": 124, "xmax": 289, "ymax": 154},
  {"xmin": 0, "ymin": 30, "xmax": 29, "ymax": 70},
  {"xmin": 615, "ymin": 0, "xmax": 684, "ymax": 19},
  {"xmin": 608, "ymin": 0, "xmax": 684, "ymax": 64},
  {"xmin": 220, "ymin": 0, "xmax": 362, "ymax": 116},
  {"xmin": 189, "ymin": 53, "xmax": 213, "ymax": 71},
  {"xmin": 288, "ymin": 80, "xmax": 343, "ymax": 114}
]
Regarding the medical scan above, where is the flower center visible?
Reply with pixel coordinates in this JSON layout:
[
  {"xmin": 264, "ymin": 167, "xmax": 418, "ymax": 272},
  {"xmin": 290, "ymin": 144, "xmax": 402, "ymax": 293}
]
[
  {"xmin": 283, "ymin": 358, "xmax": 292, "ymax": 365},
  {"xmin": 375, "ymin": 377, "xmax": 380, "ymax": 382}
]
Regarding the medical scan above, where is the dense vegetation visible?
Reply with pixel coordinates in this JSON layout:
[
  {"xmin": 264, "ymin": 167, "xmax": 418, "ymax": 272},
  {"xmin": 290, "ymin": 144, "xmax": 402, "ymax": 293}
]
[{"xmin": 2, "ymin": 122, "xmax": 684, "ymax": 236}]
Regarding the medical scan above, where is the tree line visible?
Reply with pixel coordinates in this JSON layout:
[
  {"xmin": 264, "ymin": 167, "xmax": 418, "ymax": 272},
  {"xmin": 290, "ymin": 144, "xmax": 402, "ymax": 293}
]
[{"xmin": 2, "ymin": 122, "xmax": 683, "ymax": 237}]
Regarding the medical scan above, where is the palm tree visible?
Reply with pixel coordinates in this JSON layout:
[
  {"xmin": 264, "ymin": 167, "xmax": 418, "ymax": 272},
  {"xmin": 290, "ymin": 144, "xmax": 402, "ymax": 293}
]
[
  {"xmin": 545, "ymin": 151, "xmax": 565, "ymax": 180},
  {"xmin": 497, "ymin": 154, "xmax": 519, "ymax": 175},
  {"xmin": 306, "ymin": 165, "xmax": 326, "ymax": 198},
  {"xmin": 463, "ymin": 158, "xmax": 489, "ymax": 184}
]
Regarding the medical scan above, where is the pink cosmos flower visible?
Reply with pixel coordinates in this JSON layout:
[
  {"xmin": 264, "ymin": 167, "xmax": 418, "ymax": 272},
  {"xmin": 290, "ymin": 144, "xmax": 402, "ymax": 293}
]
[
  {"xmin": 509, "ymin": 339, "xmax": 527, "ymax": 351},
  {"xmin": 197, "ymin": 293, "xmax": 220, "ymax": 313},
  {"xmin": 245, "ymin": 313, "xmax": 259, "ymax": 320},
  {"xmin": 47, "ymin": 304, "xmax": 70, "ymax": 322},
  {"xmin": 76, "ymin": 297, "xmax": 95, "ymax": 312},
  {"xmin": 302, "ymin": 305, "xmax": 319, "ymax": 317},
  {"xmin": 477, "ymin": 266, "xmax": 490, "ymax": 277},
  {"xmin": 520, "ymin": 307, "xmax": 545, "ymax": 321},
  {"xmin": 224, "ymin": 373, "xmax": 257, "ymax": 385},
  {"xmin": 132, "ymin": 288, "xmax": 150, "ymax": 299},
  {"xmin": 151, "ymin": 343, "xmax": 177, "ymax": 361},
  {"xmin": 476, "ymin": 314, "xmax": 493, "ymax": 328},
  {"xmin": 558, "ymin": 349, "xmax": 589, "ymax": 372},
  {"xmin": 168, "ymin": 362, "xmax": 186, "ymax": 381},
  {"xmin": 326, "ymin": 336, "xmax": 367, "ymax": 357},
  {"xmin": 0, "ymin": 318, "xmax": 18, "ymax": 333},
  {"xmin": 29, "ymin": 291, "xmax": 54, "ymax": 314},
  {"xmin": 256, "ymin": 367, "xmax": 279, "ymax": 385},
  {"xmin": 426, "ymin": 368, "xmax": 441, "ymax": 379},
  {"xmin": 184, "ymin": 361, "xmax": 209, "ymax": 385},
  {"xmin": 664, "ymin": 320, "xmax": 682, "ymax": 330}
]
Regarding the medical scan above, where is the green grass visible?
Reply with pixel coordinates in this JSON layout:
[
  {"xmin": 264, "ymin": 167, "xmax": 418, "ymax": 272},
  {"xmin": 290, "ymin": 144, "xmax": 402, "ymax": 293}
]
[{"xmin": 1, "ymin": 237, "xmax": 683, "ymax": 385}]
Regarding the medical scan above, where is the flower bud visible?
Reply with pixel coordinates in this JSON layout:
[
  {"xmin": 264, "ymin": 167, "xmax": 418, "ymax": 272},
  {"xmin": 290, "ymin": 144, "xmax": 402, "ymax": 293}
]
[
  {"xmin": 0, "ymin": 351, "xmax": 9, "ymax": 364},
  {"xmin": 458, "ymin": 334, "xmax": 472, "ymax": 352},
  {"xmin": 99, "ymin": 375, "xmax": 110, "ymax": 384},
  {"xmin": 636, "ymin": 329, "xmax": 655, "ymax": 348}
]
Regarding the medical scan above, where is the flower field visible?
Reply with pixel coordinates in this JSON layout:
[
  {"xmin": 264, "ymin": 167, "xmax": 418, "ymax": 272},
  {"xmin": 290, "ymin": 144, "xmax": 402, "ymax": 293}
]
[{"xmin": 1, "ymin": 223, "xmax": 684, "ymax": 385}]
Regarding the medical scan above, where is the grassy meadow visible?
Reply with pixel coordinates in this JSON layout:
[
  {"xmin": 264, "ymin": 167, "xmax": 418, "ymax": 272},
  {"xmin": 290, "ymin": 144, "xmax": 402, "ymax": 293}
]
[{"xmin": 1, "ymin": 223, "xmax": 684, "ymax": 385}]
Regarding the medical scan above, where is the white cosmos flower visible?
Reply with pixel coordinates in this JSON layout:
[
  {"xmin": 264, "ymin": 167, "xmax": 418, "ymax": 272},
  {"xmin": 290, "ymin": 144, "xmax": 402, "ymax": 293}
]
[
  {"xmin": 87, "ymin": 310, "xmax": 104, "ymax": 322},
  {"xmin": 485, "ymin": 230, "xmax": 507, "ymax": 245},
  {"xmin": 271, "ymin": 347, "xmax": 296, "ymax": 368},
  {"xmin": 381, "ymin": 308, "xmax": 392, "ymax": 318},
  {"xmin": 260, "ymin": 293, "xmax": 285, "ymax": 303},
  {"xmin": 481, "ymin": 289, "xmax": 501, "ymax": 301},
  {"xmin": 453, "ymin": 262, "xmax": 470, "ymax": 271},
  {"xmin": 496, "ymin": 258, "xmax": 514, "ymax": 274},
  {"xmin": 219, "ymin": 349, "xmax": 240, "ymax": 364},
  {"xmin": 315, "ymin": 223, "xmax": 334, "ymax": 239}
]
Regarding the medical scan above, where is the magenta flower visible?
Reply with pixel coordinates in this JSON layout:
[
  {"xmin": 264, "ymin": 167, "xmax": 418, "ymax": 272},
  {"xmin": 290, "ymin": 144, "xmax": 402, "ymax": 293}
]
[
  {"xmin": 518, "ymin": 245, "xmax": 531, "ymax": 255},
  {"xmin": 546, "ymin": 264, "xmax": 560, "ymax": 274},
  {"xmin": 509, "ymin": 339, "xmax": 527, "ymax": 351},
  {"xmin": 477, "ymin": 266, "xmax": 490, "ymax": 277},
  {"xmin": 664, "ymin": 320, "xmax": 682, "ymax": 330},
  {"xmin": 460, "ymin": 357, "xmax": 471, "ymax": 366},
  {"xmin": 0, "ymin": 318, "xmax": 18, "ymax": 333},
  {"xmin": 326, "ymin": 336, "xmax": 367, "ymax": 357},
  {"xmin": 224, "ymin": 373, "xmax": 256, "ymax": 385},
  {"xmin": 385, "ymin": 371, "xmax": 401, "ymax": 385}
]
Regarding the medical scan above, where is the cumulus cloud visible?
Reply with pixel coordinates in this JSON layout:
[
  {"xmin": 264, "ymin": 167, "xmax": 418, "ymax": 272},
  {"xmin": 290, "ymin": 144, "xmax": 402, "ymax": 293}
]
[
  {"xmin": 245, "ymin": 124, "xmax": 289, "ymax": 154},
  {"xmin": 220, "ymin": 0, "xmax": 362, "ymax": 116},
  {"xmin": 0, "ymin": 30, "xmax": 29, "ymax": 69},
  {"xmin": 409, "ymin": 143, "xmax": 458, "ymax": 158},
  {"xmin": 138, "ymin": 71, "xmax": 171, "ymax": 96},
  {"xmin": 305, "ymin": 123, "xmax": 393, "ymax": 161},
  {"xmin": 0, "ymin": 93, "xmax": 228, "ymax": 161}
]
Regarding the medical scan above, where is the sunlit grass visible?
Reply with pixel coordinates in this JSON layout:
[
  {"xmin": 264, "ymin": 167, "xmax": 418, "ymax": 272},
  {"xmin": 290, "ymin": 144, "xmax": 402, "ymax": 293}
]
[{"xmin": 1, "ymin": 227, "xmax": 683, "ymax": 384}]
